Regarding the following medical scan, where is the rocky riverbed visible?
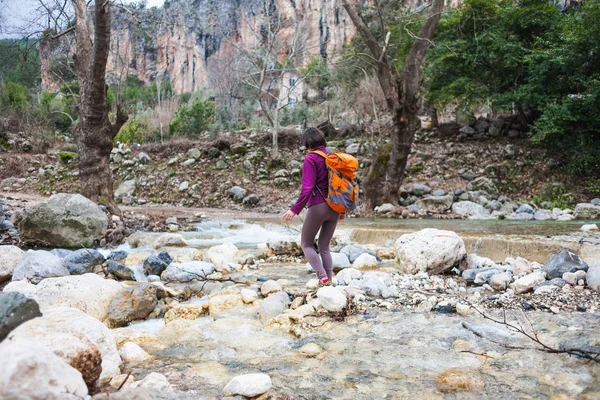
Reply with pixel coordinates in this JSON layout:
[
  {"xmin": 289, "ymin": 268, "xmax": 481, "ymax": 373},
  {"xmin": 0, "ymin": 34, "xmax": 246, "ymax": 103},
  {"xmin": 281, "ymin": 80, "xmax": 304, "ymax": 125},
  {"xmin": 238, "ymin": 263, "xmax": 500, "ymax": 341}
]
[{"xmin": 1, "ymin": 194, "xmax": 600, "ymax": 399}]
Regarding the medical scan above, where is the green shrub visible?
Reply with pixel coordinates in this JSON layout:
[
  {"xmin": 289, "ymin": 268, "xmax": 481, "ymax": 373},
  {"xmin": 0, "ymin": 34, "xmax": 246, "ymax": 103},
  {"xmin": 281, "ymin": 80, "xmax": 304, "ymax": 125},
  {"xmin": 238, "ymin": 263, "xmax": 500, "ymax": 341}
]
[
  {"xmin": 2, "ymin": 82, "xmax": 29, "ymax": 110},
  {"xmin": 59, "ymin": 151, "xmax": 76, "ymax": 163},
  {"xmin": 168, "ymin": 98, "xmax": 214, "ymax": 137},
  {"xmin": 115, "ymin": 116, "xmax": 150, "ymax": 144}
]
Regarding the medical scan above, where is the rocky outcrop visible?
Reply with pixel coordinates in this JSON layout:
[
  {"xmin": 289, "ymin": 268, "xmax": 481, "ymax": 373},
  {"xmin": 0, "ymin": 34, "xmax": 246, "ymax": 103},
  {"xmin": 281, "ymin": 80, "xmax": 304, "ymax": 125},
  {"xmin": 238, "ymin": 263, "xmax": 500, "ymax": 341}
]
[{"xmin": 18, "ymin": 194, "xmax": 108, "ymax": 248}]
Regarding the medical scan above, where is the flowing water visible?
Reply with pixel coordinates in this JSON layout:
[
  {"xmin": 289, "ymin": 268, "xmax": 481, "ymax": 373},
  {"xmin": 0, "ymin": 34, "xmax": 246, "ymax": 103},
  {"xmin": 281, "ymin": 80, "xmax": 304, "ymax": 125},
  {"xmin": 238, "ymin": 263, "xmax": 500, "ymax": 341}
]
[{"xmin": 113, "ymin": 217, "xmax": 600, "ymax": 398}]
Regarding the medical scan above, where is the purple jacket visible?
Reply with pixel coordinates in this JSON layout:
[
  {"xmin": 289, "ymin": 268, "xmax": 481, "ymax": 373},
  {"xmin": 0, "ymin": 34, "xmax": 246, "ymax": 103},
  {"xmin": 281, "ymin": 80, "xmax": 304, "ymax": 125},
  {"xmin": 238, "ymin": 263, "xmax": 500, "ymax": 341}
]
[{"xmin": 290, "ymin": 146, "xmax": 329, "ymax": 214}]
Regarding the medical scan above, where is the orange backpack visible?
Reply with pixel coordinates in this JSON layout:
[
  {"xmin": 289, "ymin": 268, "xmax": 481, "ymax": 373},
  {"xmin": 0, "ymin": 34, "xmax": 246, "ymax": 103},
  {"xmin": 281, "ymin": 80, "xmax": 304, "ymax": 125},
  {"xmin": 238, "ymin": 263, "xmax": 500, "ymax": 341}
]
[{"xmin": 310, "ymin": 150, "xmax": 360, "ymax": 214}]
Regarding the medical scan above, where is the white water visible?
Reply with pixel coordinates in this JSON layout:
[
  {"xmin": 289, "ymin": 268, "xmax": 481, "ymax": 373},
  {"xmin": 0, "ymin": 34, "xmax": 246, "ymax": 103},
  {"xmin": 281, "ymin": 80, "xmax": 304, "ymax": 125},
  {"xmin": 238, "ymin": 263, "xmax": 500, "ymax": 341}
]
[{"xmin": 185, "ymin": 219, "xmax": 298, "ymax": 248}]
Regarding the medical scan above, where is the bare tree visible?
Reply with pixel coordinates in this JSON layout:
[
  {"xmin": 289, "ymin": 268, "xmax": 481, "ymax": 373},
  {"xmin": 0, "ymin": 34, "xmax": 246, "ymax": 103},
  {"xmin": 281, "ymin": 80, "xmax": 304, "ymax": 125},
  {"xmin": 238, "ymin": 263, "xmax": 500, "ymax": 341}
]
[
  {"xmin": 70, "ymin": 0, "xmax": 127, "ymax": 213},
  {"xmin": 342, "ymin": 0, "xmax": 444, "ymax": 209}
]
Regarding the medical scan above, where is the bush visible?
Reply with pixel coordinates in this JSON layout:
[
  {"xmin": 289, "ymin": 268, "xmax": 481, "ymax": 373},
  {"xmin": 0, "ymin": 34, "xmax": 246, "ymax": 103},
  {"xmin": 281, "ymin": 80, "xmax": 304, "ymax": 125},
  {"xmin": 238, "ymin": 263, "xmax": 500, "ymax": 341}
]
[
  {"xmin": 2, "ymin": 82, "xmax": 29, "ymax": 110},
  {"xmin": 168, "ymin": 98, "xmax": 215, "ymax": 137},
  {"xmin": 115, "ymin": 116, "xmax": 151, "ymax": 144}
]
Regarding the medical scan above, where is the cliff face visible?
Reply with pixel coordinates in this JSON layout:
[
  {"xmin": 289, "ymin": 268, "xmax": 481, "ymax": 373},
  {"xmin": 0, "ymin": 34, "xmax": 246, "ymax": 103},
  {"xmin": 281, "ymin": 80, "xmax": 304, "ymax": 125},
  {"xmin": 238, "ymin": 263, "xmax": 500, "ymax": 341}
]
[{"xmin": 78, "ymin": 0, "xmax": 356, "ymax": 94}]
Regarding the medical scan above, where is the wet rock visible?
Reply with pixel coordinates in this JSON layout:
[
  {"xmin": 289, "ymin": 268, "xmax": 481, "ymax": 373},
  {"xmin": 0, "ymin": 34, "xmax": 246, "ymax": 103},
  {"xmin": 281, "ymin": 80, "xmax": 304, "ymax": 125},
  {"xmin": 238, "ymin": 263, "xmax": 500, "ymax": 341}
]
[
  {"xmin": 223, "ymin": 373, "xmax": 272, "ymax": 397},
  {"xmin": 153, "ymin": 233, "xmax": 188, "ymax": 249},
  {"xmin": 585, "ymin": 262, "xmax": 600, "ymax": 292},
  {"xmin": 415, "ymin": 194, "xmax": 454, "ymax": 212},
  {"xmin": 12, "ymin": 249, "xmax": 70, "ymax": 284},
  {"xmin": 209, "ymin": 294, "xmax": 244, "ymax": 317},
  {"xmin": 0, "ymin": 292, "xmax": 41, "ymax": 342},
  {"xmin": 161, "ymin": 261, "xmax": 215, "ymax": 282},
  {"xmin": 452, "ymin": 201, "xmax": 490, "ymax": 219},
  {"xmin": 229, "ymin": 186, "xmax": 247, "ymax": 202},
  {"xmin": 143, "ymin": 251, "xmax": 172, "ymax": 276},
  {"xmin": 259, "ymin": 291, "xmax": 290, "ymax": 320},
  {"xmin": 107, "ymin": 260, "xmax": 135, "ymax": 280},
  {"xmin": 437, "ymin": 368, "xmax": 484, "ymax": 392},
  {"xmin": 64, "ymin": 248, "xmax": 105, "ymax": 275},
  {"xmin": 0, "ymin": 338, "xmax": 89, "ymax": 399},
  {"xmin": 115, "ymin": 179, "xmax": 136, "ymax": 200},
  {"xmin": 119, "ymin": 342, "xmax": 153, "ymax": 365},
  {"xmin": 18, "ymin": 193, "xmax": 108, "ymax": 248},
  {"xmin": 164, "ymin": 304, "xmax": 207, "ymax": 324},
  {"xmin": 352, "ymin": 253, "xmax": 378, "ymax": 269},
  {"xmin": 543, "ymin": 250, "xmax": 589, "ymax": 279},
  {"xmin": 4, "ymin": 274, "xmax": 124, "ymax": 323},
  {"xmin": 467, "ymin": 177, "xmax": 498, "ymax": 195},
  {"xmin": 108, "ymin": 284, "xmax": 158, "ymax": 328},
  {"xmin": 207, "ymin": 243, "xmax": 238, "ymax": 272},
  {"xmin": 340, "ymin": 244, "xmax": 378, "ymax": 264},
  {"xmin": 50, "ymin": 248, "xmax": 73, "ymax": 259},
  {"xmin": 395, "ymin": 229, "xmax": 466, "ymax": 274},
  {"xmin": 511, "ymin": 271, "xmax": 547, "ymax": 294},
  {"xmin": 573, "ymin": 203, "xmax": 600, "ymax": 220},
  {"xmin": 0, "ymin": 245, "xmax": 24, "ymax": 281},
  {"xmin": 261, "ymin": 280, "xmax": 282, "ymax": 296},
  {"xmin": 490, "ymin": 272, "xmax": 513, "ymax": 291},
  {"xmin": 317, "ymin": 287, "xmax": 347, "ymax": 312},
  {"xmin": 8, "ymin": 316, "xmax": 103, "ymax": 389}
]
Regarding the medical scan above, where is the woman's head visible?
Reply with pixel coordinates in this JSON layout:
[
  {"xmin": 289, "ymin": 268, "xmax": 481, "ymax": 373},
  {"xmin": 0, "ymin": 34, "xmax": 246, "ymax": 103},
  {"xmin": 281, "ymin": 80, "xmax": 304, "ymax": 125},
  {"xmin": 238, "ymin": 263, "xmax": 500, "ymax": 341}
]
[{"xmin": 301, "ymin": 127, "xmax": 327, "ymax": 150}]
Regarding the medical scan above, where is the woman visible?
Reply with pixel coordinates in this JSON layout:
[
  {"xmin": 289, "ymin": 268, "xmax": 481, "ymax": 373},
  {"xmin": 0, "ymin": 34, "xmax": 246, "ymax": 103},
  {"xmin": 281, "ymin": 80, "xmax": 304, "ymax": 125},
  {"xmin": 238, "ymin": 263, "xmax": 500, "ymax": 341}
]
[{"xmin": 282, "ymin": 127, "xmax": 345, "ymax": 286}]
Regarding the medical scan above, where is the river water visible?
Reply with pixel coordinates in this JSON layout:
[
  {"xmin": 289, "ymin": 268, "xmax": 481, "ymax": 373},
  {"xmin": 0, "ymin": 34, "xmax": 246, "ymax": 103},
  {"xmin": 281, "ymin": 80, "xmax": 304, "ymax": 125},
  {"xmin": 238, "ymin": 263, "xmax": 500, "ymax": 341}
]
[{"xmin": 114, "ymin": 217, "xmax": 600, "ymax": 398}]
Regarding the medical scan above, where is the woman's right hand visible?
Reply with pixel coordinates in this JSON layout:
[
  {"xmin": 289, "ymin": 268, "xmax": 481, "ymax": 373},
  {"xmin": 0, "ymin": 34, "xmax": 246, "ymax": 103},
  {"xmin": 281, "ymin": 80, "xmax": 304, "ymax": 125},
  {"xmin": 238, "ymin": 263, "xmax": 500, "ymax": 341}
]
[{"xmin": 339, "ymin": 213, "xmax": 346, "ymax": 222}]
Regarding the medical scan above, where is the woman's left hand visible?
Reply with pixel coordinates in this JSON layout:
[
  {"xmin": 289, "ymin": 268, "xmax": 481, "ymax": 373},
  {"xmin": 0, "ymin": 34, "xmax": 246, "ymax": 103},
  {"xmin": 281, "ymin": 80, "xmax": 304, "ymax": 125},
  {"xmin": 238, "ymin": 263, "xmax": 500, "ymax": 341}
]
[{"xmin": 282, "ymin": 210, "xmax": 296, "ymax": 221}]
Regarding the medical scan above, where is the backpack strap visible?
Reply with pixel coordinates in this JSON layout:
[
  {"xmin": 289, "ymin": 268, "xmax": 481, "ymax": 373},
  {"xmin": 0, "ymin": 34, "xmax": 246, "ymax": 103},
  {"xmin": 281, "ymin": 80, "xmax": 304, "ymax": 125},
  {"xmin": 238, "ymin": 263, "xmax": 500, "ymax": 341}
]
[{"xmin": 308, "ymin": 150, "xmax": 328, "ymax": 159}]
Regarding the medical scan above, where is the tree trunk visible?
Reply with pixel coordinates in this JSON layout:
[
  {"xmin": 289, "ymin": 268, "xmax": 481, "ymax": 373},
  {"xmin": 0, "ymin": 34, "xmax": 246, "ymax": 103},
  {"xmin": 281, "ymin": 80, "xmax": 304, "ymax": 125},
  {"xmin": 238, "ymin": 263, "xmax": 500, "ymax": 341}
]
[
  {"xmin": 342, "ymin": 0, "xmax": 444, "ymax": 210},
  {"xmin": 71, "ymin": 0, "xmax": 127, "ymax": 214}
]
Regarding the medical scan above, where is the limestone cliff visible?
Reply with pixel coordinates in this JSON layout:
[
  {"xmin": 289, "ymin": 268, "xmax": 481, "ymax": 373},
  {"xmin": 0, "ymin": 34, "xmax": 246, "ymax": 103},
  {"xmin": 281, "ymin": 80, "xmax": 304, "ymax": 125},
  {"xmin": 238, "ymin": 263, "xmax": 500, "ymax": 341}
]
[{"xmin": 42, "ymin": 0, "xmax": 356, "ymax": 94}]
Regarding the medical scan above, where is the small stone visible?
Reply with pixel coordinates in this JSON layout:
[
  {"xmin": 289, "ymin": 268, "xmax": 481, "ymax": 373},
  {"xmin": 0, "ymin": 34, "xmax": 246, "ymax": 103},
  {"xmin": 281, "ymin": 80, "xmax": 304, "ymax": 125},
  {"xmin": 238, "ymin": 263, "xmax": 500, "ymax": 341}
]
[
  {"xmin": 241, "ymin": 289, "xmax": 258, "ymax": 304},
  {"xmin": 223, "ymin": 373, "xmax": 272, "ymax": 397},
  {"xmin": 456, "ymin": 303, "xmax": 470, "ymax": 316},
  {"xmin": 260, "ymin": 280, "xmax": 282, "ymax": 296},
  {"xmin": 581, "ymin": 224, "xmax": 599, "ymax": 232},
  {"xmin": 119, "ymin": 342, "xmax": 153, "ymax": 364},
  {"xmin": 577, "ymin": 305, "xmax": 587, "ymax": 312},
  {"xmin": 550, "ymin": 306, "xmax": 560, "ymax": 314},
  {"xmin": 300, "ymin": 343, "xmax": 322, "ymax": 356}
]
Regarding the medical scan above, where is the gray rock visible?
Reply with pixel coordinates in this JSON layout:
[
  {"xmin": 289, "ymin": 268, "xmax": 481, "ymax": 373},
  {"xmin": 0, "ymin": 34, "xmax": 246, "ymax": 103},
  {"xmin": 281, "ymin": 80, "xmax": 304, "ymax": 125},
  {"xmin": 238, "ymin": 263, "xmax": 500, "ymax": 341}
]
[
  {"xmin": 507, "ymin": 212, "xmax": 535, "ymax": 221},
  {"xmin": 12, "ymin": 250, "xmax": 70, "ymax": 284},
  {"xmin": 161, "ymin": 261, "xmax": 216, "ymax": 282},
  {"xmin": 543, "ymin": 250, "xmax": 589, "ymax": 280},
  {"xmin": 409, "ymin": 184, "xmax": 431, "ymax": 196},
  {"xmin": 107, "ymin": 284, "xmax": 158, "ymax": 328},
  {"xmin": 462, "ymin": 267, "xmax": 507, "ymax": 284},
  {"xmin": 229, "ymin": 186, "xmax": 247, "ymax": 202},
  {"xmin": 18, "ymin": 193, "xmax": 108, "ymax": 248},
  {"xmin": 216, "ymin": 160, "xmax": 227, "ymax": 170},
  {"xmin": 431, "ymin": 189, "xmax": 446, "ymax": 196},
  {"xmin": 345, "ymin": 143, "xmax": 360, "ymax": 155},
  {"xmin": 467, "ymin": 177, "xmax": 498, "ymax": 195},
  {"xmin": 459, "ymin": 126, "xmax": 476, "ymax": 135},
  {"xmin": 340, "ymin": 245, "xmax": 379, "ymax": 264},
  {"xmin": 516, "ymin": 204, "xmax": 535, "ymax": 214},
  {"xmin": 533, "ymin": 278, "xmax": 566, "ymax": 291},
  {"xmin": 274, "ymin": 169, "xmax": 290, "ymax": 178},
  {"xmin": 0, "ymin": 292, "xmax": 42, "ymax": 342},
  {"xmin": 407, "ymin": 204, "xmax": 421, "ymax": 212},
  {"xmin": 50, "ymin": 249, "xmax": 73, "ymax": 259},
  {"xmin": 187, "ymin": 148, "xmax": 201, "ymax": 159},
  {"xmin": 489, "ymin": 272, "xmax": 513, "ymax": 291},
  {"xmin": 474, "ymin": 119, "xmax": 490, "ymax": 132},
  {"xmin": 108, "ymin": 250, "xmax": 128, "ymax": 262},
  {"xmin": 587, "ymin": 262, "xmax": 600, "ymax": 292},
  {"xmin": 64, "ymin": 249, "xmax": 105, "ymax": 275},
  {"xmin": 0, "ymin": 220, "xmax": 14, "ymax": 230},
  {"xmin": 415, "ymin": 194, "xmax": 454, "ymax": 213},
  {"xmin": 137, "ymin": 152, "xmax": 151, "ymax": 164},
  {"xmin": 115, "ymin": 179, "xmax": 136, "ymax": 199},
  {"xmin": 0, "ymin": 245, "xmax": 24, "ymax": 282},
  {"xmin": 591, "ymin": 198, "xmax": 600, "ymax": 206},
  {"xmin": 452, "ymin": 201, "xmax": 490, "ymax": 218},
  {"xmin": 573, "ymin": 203, "xmax": 600, "ymax": 220},
  {"xmin": 179, "ymin": 181, "xmax": 189, "ymax": 191},
  {"xmin": 242, "ymin": 194, "xmax": 260, "ymax": 206},
  {"xmin": 259, "ymin": 291, "xmax": 290, "ymax": 321},
  {"xmin": 106, "ymin": 260, "xmax": 135, "ymax": 281},
  {"xmin": 534, "ymin": 210, "xmax": 555, "ymax": 221},
  {"xmin": 143, "ymin": 251, "xmax": 172, "ymax": 276}
]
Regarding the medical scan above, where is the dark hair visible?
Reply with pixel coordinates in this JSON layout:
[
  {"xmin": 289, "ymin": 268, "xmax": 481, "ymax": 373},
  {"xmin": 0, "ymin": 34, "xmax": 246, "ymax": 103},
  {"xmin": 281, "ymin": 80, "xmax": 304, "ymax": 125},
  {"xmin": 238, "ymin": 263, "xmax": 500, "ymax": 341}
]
[{"xmin": 301, "ymin": 127, "xmax": 327, "ymax": 150}]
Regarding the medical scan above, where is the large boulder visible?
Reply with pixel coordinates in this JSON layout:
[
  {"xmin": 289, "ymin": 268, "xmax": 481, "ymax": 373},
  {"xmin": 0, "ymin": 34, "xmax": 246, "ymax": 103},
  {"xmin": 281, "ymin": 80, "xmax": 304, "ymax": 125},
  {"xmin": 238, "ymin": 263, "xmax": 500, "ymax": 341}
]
[
  {"xmin": 4, "ymin": 274, "xmax": 124, "ymax": 323},
  {"xmin": 0, "ymin": 292, "xmax": 41, "ymax": 342},
  {"xmin": 161, "ymin": 261, "xmax": 215, "ymax": 282},
  {"xmin": 573, "ymin": 203, "xmax": 600, "ymax": 220},
  {"xmin": 223, "ymin": 373, "xmax": 272, "ymax": 398},
  {"xmin": 207, "ymin": 243, "xmax": 238, "ymax": 272},
  {"xmin": 543, "ymin": 250, "xmax": 589, "ymax": 280},
  {"xmin": 114, "ymin": 179, "xmax": 136, "ymax": 200},
  {"xmin": 0, "ymin": 245, "xmax": 24, "ymax": 282},
  {"xmin": 12, "ymin": 250, "xmax": 70, "ymax": 284},
  {"xmin": 0, "ymin": 338, "xmax": 89, "ymax": 399},
  {"xmin": 415, "ymin": 194, "xmax": 455, "ymax": 213},
  {"xmin": 8, "ymin": 317, "xmax": 102, "ymax": 389},
  {"xmin": 587, "ymin": 262, "xmax": 600, "ymax": 292},
  {"xmin": 107, "ymin": 284, "xmax": 158, "ymax": 328},
  {"xmin": 395, "ymin": 229, "xmax": 466, "ymax": 274},
  {"xmin": 452, "ymin": 201, "xmax": 490, "ymax": 219},
  {"xmin": 18, "ymin": 193, "xmax": 108, "ymax": 248},
  {"xmin": 63, "ymin": 249, "xmax": 105, "ymax": 275}
]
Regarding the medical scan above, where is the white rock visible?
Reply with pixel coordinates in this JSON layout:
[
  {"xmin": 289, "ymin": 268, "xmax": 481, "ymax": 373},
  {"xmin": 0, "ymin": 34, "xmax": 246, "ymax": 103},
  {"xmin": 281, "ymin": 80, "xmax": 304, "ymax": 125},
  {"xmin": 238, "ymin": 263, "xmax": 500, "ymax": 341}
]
[
  {"xmin": 115, "ymin": 179, "xmax": 136, "ymax": 199},
  {"xmin": 456, "ymin": 303, "xmax": 470, "ymax": 316},
  {"xmin": 152, "ymin": 233, "xmax": 188, "ymax": 249},
  {"xmin": 534, "ymin": 285, "xmax": 560, "ymax": 295},
  {"xmin": 207, "ymin": 243, "xmax": 238, "ymax": 272},
  {"xmin": 510, "ymin": 271, "xmax": 546, "ymax": 294},
  {"xmin": 395, "ymin": 229, "xmax": 466, "ymax": 274},
  {"xmin": 375, "ymin": 203, "xmax": 395, "ymax": 214},
  {"xmin": 0, "ymin": 245, "xmax": 24, "ymax": 281},
  {"xmin": 466, "ymin": 254, "xmax": 497, "ymax": 269},
  {"xmin": 241, "ymin": 289, "xmax": 258, "ymax": 304},
  {"xmin": 260, "ymin": 280, "xmax": 282, "ymax": 296},
  {"xmin": 581, "ymin": 224, "xmax": 599, "ymax": 232},
  {"xmin": 335, "ymin": 268, "xmax": 363, "ymax": 285},
  {"xmin": 331, "ymin": 252, "xmax": 351, "ymax": 271},
  {"xmin": 513, "ymin": 257, "xmax": 532, "ymax": 275},
  {"xmin": 259, "ymin": 291, "xmax": 290, "ymax": 320},
  {"xmin": 0, "ymin": 338, "xmax": 88, "ymax": 399},
  {"xmin": 11, "ymin": 249, "xmax": 69, "ymax": 284},
  {"xmin": 300, "ymin": 343, "xmax": 323, "ymax": 356},
  {"xmin": 489, "ymin": 272, "xmax": 512, "ymax": 291},
  {"xmin": 4, "ymin": 274, "xmax": 124, "ymax": 323},
  {"xmin": 306, "ymin": 278, "xmax": 319, "ymax": 289},
  {"xmin": 223, "ymin": 373, "xmax": 272, "ymax": 397},
  {"xmin": 317, "ymin": 287, "xmax": 347, "ymax": 312},
  {"xmin": 588, "ymin": 262, "xmax": 600, "ymax": 292},
  {"xmin": 563, "ymin": 270, "xmax": 587, "ymax": 286},
  {"xmin": 557, "ymin": 214, "xmax": 575, "ymax": 221},
  {"xmin": 119, "ymin": 342, "xmax": 153, "ymax": 364},
  {"xmin": 179, "ymin": 181, "xmax": 189, "ymax": 191},
  {"xmin": 130, "ymin": 372, "xmax": 173, "ymax": 392},
  {"xmin": 352, "ymin": 253, "xmax": 378, "ymax": 269}
]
